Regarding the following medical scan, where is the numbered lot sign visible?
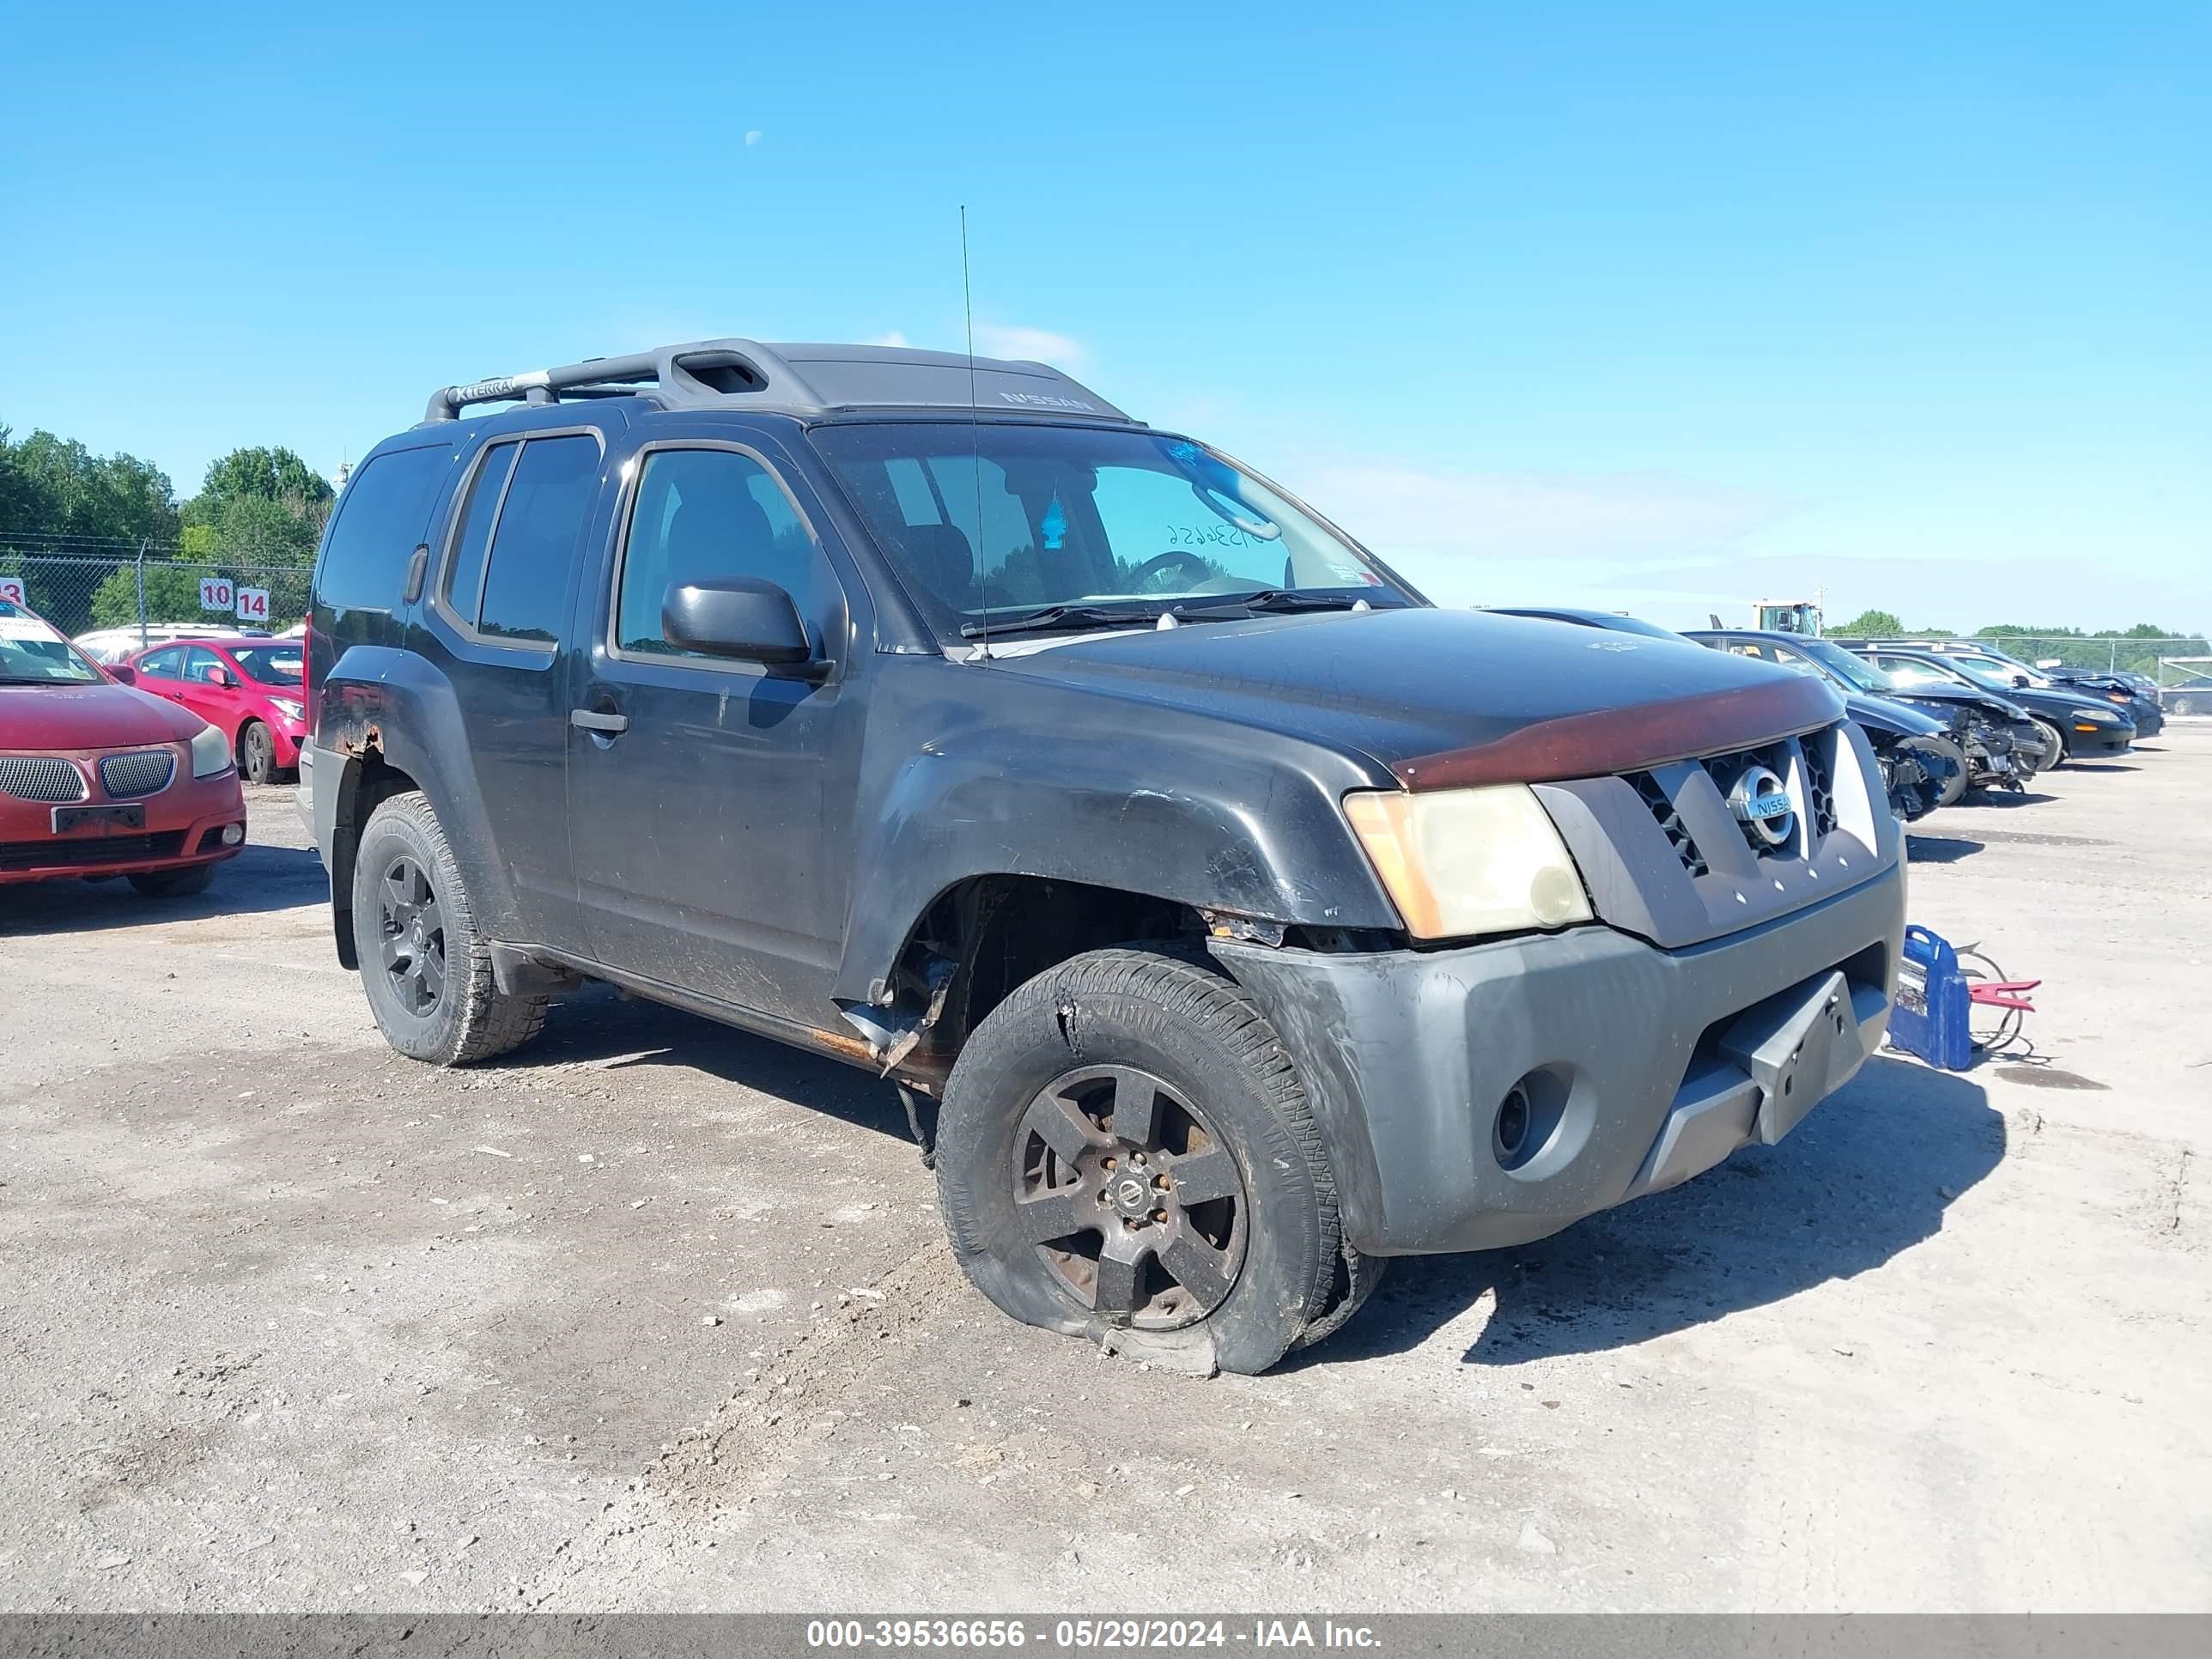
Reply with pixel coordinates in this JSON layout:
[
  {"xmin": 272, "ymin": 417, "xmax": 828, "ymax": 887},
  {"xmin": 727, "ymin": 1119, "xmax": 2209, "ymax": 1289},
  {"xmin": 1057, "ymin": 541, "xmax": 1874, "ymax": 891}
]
[
  {"xmin": 199, "ymin": 576, "xmax": 235, "ymax": 612},
  {"xmin": 0, "ymin": 575, "xmax": 25, "ymax": 606},
  {"xmin": 234, "ymin": 586, "xmax": 270, "ymax": 623}
]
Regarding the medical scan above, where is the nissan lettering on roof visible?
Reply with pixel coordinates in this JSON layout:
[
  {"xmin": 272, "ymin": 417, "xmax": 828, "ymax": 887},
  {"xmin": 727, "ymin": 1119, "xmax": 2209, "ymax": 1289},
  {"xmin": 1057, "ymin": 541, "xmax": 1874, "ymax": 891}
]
[{"xmin": 997, "ymin": 390, "xmax": 1097, "ymax": 412}]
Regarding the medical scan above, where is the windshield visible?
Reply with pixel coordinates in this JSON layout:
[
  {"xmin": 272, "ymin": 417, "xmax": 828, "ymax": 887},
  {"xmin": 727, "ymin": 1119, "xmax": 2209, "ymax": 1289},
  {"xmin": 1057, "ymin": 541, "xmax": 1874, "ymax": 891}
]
[
  {"xmin": 0, "ymin": 603, "xmax": 102, "ymax": 685},
  {"xmin": 810, "ymin": 422, "xmax": 1407, "ymax": 639},
  {"xmin": 1942, "ymin": 656, "xmax": 2024, "ymax": 692},
  {"xmin": 1948, "ymin": 653, "xmax": 2040, "ymax": 689},
  {"xmin": 231, "ymin": 645, "xmax": 304, "ymax": 684},
  {"xmin": 1787, "ymin": 636, "xmax": 1893, "ymax": 692}
]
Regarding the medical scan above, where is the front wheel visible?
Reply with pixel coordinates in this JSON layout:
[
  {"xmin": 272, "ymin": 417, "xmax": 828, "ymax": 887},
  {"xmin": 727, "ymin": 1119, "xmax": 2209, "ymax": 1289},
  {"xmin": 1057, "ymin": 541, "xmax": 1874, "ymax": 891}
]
[
  {"xmin": 1924, "ymin": 737, "xmax": 1968, "ymax": 809},
  {"xmin": 934, "ymin": 947, "xmax": 1346, "ymax": 1375},
  {"xmin": 2030, "ymin": 718, "xmax": 2067, "ymax": 770},
  {"xmin": 239, "ymin": 720, "xmax": 279, "ymax": 786},
  {"xmin": 351, "ymin": 790, "xmax": 548, "ymax": 1066}
]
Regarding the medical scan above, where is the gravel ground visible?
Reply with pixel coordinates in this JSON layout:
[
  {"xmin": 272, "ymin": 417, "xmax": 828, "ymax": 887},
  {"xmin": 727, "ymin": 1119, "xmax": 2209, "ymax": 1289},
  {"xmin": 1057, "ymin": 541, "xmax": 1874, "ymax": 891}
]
[{"xmin": 1, "ymin": 736, "xmax": 2207, "ymax": 1613}]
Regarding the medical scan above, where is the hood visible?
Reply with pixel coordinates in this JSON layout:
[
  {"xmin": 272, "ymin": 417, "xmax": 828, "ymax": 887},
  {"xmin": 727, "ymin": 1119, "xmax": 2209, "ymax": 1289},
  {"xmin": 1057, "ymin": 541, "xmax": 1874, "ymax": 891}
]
[
  {"xmin": 1875, "ymin": 683, "xmax": 2031, "ymax": 725},
  {"xmin": 1845, "ymin": 692, "xmax": 1945, "ymax": 739},
  {"xmin": 2008, "ymin": 683, "xmax": 2134, "ymax": 723},
  {"xmin": 994, "ymin": 607, "xmax": 1843, "ymax": 781},
  {"xmin": 0, "ymin": 681, "xmax": 206, "ymax": 750}
]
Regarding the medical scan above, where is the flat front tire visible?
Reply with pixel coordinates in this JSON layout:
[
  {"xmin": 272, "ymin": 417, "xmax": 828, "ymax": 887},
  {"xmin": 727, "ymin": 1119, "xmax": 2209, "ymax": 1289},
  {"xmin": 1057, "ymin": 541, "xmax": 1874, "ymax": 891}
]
[
  {"xmin": 935, "ymin": 947, "xmax": 1345, "ymax": 1375},
  {"xmin": 351, "ymin": 791, "xmax": 547, "ymax": 1066}
]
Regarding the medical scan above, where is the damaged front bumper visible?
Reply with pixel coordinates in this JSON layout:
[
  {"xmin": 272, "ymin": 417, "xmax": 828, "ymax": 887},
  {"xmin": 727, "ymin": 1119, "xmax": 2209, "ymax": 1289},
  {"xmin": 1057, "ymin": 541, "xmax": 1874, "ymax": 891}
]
[{"xmin": 1210, "ymin": 857, "xmax": 1904, "ymax": 1256}]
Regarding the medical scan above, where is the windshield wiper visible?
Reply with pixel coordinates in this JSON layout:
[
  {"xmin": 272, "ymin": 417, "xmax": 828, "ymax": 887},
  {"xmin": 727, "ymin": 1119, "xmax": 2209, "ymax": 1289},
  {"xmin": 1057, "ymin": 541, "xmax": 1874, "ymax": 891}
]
[
  {"xmin": 959, "ymin": 602, "xmax": 1164, "ymax": 641},
  {"xmin": 1170, "ymin": 589, "xmax": 1365, "ymax": 621}
]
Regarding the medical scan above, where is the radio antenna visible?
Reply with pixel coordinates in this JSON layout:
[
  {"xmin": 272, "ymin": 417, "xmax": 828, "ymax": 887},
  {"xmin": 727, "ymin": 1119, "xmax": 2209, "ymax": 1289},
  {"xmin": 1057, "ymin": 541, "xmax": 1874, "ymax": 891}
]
[{"xmin": 962, "ymin": 204, "xmax": 989, "ymax": 660}]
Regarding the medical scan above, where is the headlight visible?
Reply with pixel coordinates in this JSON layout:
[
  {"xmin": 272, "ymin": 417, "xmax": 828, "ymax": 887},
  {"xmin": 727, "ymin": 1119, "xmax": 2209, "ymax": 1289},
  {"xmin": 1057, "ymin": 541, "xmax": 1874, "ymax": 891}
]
[
  {"xmin": 189, "ymin": 723, "xmax": 233, "ymax": 779},
  {"xmin": 2075, "ymin": 707, "xmax": 2119, "ymax": 726},
  {"xmin": 269, "ymin": 696, "xmax": 305, "ymax": 723},
  {"xmin": 1343, "ymin": 783, "xmax": 1593, "ymax": 940}
]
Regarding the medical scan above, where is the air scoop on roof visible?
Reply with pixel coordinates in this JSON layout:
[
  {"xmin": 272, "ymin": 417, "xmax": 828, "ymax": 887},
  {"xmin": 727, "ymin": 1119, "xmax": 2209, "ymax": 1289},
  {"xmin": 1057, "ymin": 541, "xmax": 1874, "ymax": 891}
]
[{"xmin": 422, "ymin": 338, "xmax": 1133, "ymax": 425}]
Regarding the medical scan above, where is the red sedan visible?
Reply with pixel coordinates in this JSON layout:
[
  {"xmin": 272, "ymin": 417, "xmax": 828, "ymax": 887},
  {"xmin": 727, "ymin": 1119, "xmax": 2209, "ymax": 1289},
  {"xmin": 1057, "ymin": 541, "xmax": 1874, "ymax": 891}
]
[
  {"xmin": 0, "ymin": 601, "xmax": 246, "ymax": 896},
  {"xmin": 122, "ymin": 634, "xmax": 307, "ymax": 784}
]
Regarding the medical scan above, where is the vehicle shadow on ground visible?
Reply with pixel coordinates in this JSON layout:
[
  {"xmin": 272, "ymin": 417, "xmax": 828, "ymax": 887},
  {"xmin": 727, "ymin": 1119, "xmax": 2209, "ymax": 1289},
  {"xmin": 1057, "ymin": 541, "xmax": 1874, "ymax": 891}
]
[
  {"xmin": 1960, "ymin": 789, "xmax": 2056, "ymax": 808},
  {"xmin": 2062, "ymin": 763, "xmax": 2138, "ymax": 775},
  {"xmin": 0, "ymin": 843, "xmax": 326, "ymax": 938},
  {"xmin": 505, "ymin": 984, "xmax": 913, "ymax": 1144},
  {"xmin": 1310, "ymin": 1057, "xmax": 2002, "ymax": 1370},
  {"xmin": 1905, "ymin": 835, "xmax": 1983, "ymax": 864}
]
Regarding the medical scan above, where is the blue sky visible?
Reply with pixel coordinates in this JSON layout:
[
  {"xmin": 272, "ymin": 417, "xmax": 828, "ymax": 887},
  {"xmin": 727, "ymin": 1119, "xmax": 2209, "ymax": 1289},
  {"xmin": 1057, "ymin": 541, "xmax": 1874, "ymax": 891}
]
[{"xmin": 3, "ymin": 3, "xmax": 2205, "ymax": 630}]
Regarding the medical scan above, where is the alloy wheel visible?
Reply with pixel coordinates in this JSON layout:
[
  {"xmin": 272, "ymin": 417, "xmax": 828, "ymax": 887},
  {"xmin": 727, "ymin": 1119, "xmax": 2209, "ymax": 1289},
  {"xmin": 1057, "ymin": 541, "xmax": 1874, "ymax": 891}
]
[
  {"xmin": 1010, "ymin": 1064, "xmax": 1248, "ymax": 1329},
  {"xmin": 377, "ymin": 854, "xmax": 447, "ymax": 1016}
]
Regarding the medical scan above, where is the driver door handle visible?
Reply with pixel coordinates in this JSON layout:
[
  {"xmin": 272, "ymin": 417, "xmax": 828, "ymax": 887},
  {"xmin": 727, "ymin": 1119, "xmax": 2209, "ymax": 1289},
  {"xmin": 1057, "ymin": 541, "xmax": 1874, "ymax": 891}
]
[{"xmin": 570, "ymin": 708, "xmax": 629, "ymax": 735}]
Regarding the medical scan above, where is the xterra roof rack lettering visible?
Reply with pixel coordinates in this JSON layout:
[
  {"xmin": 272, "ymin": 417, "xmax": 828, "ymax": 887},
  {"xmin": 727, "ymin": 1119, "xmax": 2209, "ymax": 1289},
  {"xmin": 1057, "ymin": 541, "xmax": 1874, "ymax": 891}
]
[{"xmin": 304, "ymin": 339, "xmax": 1905, "ymax": 1373}]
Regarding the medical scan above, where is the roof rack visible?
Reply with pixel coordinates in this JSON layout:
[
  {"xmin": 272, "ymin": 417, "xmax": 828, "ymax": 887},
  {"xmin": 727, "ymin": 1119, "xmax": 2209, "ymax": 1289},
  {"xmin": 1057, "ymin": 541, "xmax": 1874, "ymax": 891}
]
[{"xmin": 422, "ymin": 338, "xmax": 1132, "ymax": 425}]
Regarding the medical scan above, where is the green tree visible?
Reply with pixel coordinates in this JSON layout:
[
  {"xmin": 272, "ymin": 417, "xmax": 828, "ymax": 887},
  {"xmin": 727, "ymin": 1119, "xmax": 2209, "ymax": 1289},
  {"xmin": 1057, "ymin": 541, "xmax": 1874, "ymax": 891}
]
[
  {"xmin": 181, "ymin": 445, "xmax": 333, "ymax": 567},
  {"xmin": 191, "ymin": 446, "xmax": 332, "ymax": 519},
  {"xmin": 204, "ymin": 492, "xmax": 321, "ymax": 563},
  {"xmin": 1829, "ymin": 607, "xmax": 1904, "ymax": 637},
  {"xmin": 88, "ymin": 562, "xmax": 209, "ymax": 629},
  {"xmin": 0, "ymin": 426, "xmax": 177, "ymax": 549}
]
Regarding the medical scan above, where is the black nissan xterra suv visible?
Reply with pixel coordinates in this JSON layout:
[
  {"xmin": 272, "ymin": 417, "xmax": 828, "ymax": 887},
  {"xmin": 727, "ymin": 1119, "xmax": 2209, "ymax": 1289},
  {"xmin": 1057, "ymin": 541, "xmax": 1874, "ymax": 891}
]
[{"xmin": 305, "ymin": 340, "xmax": 1905, "ymax": 1374}]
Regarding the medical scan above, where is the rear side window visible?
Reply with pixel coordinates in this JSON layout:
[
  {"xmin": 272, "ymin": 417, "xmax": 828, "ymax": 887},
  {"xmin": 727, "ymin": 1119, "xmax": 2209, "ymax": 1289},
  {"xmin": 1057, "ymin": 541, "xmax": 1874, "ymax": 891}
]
[
  {"xmin": 442, "ymin": 441, "xmax": 518, "ymax": 619},
  {"xmin": 314, "ymin": 443, "xmax": 453, "ymax": 612},
  {"xmin": 473, "ymin": 435, "xmax": 601, "ymax": 646}
]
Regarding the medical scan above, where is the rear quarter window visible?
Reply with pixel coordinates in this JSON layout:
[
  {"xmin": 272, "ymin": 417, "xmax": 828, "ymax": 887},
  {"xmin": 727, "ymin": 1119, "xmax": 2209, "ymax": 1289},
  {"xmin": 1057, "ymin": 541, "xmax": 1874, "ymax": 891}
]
[
  {"xmin": 313, "ymin": 442, "xmax": 456, "ymax": 614},
  {"xmin": 473, "ymin": 434, "xmax": 601, "ymax": 646}
]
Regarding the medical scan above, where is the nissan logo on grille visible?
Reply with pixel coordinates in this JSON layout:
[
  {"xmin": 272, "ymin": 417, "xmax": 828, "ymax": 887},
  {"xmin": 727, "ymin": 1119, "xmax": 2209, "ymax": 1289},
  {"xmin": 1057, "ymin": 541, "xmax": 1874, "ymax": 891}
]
[{"xmin": 1727, "ymin": 763, "xmax": 1796, "ymax": 848}]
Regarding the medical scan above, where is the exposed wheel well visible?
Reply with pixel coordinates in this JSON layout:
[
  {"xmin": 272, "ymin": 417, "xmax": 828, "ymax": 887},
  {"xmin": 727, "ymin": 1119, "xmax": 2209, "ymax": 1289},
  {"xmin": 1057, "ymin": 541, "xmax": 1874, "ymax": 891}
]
[
  {"xmin": 883, "ymin": 876, "xmax": 1205, "ymax": 1073},
  {"xmin": 329, "ymin": 744, "xmax": 420, "ymax": 969}
]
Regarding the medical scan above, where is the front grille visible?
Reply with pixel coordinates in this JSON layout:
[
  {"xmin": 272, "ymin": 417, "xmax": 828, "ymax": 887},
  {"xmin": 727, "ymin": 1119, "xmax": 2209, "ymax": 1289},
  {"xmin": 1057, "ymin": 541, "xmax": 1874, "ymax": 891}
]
[
  {"xmin": 0, "ymin": 756, "xmax": 88, "ymax": 804},
  {"xmin": 0, "ymin": 830, "xmax": 187, "ymax": 872},
  {"xmin": 98, "ymin": 750, "xmax": 176, "ymax": 799},
  {"xmin": 1631, "ymin": 770, "xmax": 1709, "ymax": 877},
  {"xmin": 1801, "ymin": 736, "xmax": 1839, "ymax": 840}
]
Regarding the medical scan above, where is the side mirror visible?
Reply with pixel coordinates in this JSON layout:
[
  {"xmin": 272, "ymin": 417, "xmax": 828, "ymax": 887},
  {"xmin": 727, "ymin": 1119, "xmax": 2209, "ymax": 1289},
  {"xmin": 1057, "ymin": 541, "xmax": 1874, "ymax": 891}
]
[
  {"xmin": 2011, "ymin": 673, "xmax": 2029, "ymax": 688},
  {"xmin": 210, "ymin": 666, "xmax": 236, "ymax": 689},
  {"xmin": 662, "ymin": 580, "xmax": 822, "ymax": 675},
  {"xmin": 109, "ymin": 664, "xmax": 137, "ymax": 685}
]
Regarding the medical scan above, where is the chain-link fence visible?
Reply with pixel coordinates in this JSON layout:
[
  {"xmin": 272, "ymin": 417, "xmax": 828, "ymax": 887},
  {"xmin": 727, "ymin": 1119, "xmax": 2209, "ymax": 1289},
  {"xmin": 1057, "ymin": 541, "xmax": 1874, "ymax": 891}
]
[
  {"xmin": 1963, "ymin": 633, "xmax": 2211, "ymax": 681},
  {"xmin": 1963, "ymin": 634, "xmax": 2212, "ymax": 714},
  {"xmin": 0, "ymin": 550, "xmax": 311, "ymax": 656}
]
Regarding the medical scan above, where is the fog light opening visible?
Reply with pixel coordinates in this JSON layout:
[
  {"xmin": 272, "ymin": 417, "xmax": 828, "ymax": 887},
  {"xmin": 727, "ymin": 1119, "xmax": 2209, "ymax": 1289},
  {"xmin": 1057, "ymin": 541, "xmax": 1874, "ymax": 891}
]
[
  {"xmin": 1494, "ymin": 1085, "xmax": 1532, "ymax": 1164},
  {"xmin": 1493, "ymin": 1066, "xmax": 1574, "ymax": 1176},
  {"xmin": 221, "ymin": 822, "xmax": 246, "ymax": 846}
]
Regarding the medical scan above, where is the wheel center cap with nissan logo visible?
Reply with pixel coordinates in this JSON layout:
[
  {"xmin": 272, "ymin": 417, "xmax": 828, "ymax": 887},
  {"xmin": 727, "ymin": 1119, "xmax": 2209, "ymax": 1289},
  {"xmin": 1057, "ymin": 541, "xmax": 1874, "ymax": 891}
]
[
  {"xmin": 1728, "ymin": 763, "xmax": 1796, "ymax": 848},
  {"xmin": 1113, "ymin": 1174, "xmax": 1153, "ymax": 1216}
]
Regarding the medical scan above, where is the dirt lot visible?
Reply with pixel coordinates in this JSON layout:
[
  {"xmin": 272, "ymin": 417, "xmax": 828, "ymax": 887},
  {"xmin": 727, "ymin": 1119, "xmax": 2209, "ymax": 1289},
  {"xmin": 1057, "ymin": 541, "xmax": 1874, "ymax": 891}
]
[{"xmin": 3, "ymin": 735, "xmax": 2208, "ymax": 1613}]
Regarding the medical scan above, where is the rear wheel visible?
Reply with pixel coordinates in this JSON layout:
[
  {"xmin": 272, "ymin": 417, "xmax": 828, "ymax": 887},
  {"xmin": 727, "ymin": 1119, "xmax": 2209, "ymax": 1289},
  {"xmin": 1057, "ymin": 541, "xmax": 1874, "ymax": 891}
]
[
  {"xmin": 239, "ymin": 720, "xmax": 278, "ymax": 785},
  {"xmin": 351, "ymin": 790, "xmax": 547, "ymax": 1066},
  {"xmin": 935, "ymin": 947, "xmax": 1345, "ymax": 1375},
  {"xmin": 129, "ymin": 864, "xmax": 215, "ymax": 899}
]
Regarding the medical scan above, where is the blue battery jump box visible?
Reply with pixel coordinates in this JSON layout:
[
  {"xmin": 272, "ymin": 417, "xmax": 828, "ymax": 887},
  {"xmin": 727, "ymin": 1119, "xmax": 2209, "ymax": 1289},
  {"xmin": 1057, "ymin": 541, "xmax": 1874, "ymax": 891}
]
[{"xmin": 1889, "ymin": 925, "xmax": 1976, "ymax": 1071}]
